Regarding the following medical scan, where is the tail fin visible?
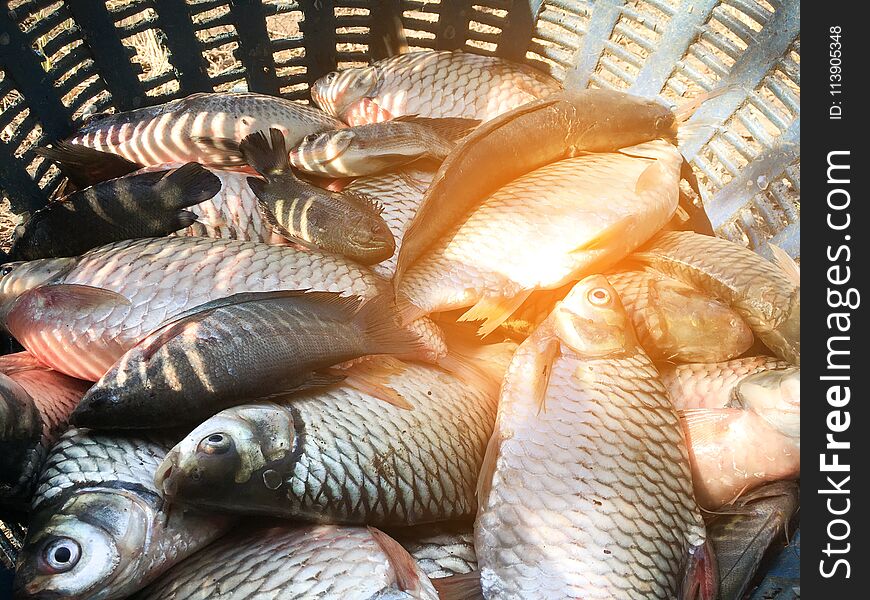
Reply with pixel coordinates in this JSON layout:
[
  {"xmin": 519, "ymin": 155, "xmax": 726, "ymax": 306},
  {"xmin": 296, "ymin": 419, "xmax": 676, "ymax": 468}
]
[
  {"xmin": 395, "ymin": 116, "xmax": 482, "ymax": 141},
  {"xmin": 156, "ymin": 163, "xmax": 222, "ymax": 208},
  {"xmin": 36, "ymin": 142, "xmax": 142, "ymax": 188},
  {"xmin": 674, "ymin": 84, "xmax": 742, "ymax": 123},
  {"xmin": 437, "ymin": 335, "xmax": 517, "ymax": 400},
  {"xmin": 354, "ymin": 294, "xmax": 423, "ymax": 357},
  {"xmin": 239, "ymin": 128, "xmax": 291, "ymax": 176}
]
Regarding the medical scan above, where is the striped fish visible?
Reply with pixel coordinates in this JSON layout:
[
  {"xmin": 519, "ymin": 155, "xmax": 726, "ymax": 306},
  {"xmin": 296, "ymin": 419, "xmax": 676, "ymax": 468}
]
[{"xmin": 66, "ymin": 92, "xmax": 343, "ymax": 168}]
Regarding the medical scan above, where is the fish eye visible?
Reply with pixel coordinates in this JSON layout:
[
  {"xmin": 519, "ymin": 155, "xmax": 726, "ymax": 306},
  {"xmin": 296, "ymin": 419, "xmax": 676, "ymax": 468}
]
[
  {"xmin": 41, "ymin": 538, "xmax": 81, "ymax": 573},
  {"xmin": 0, "ymin": 265, "xmax": 13, "ymax": 277},
  {"xmin": 325, "ymin": 72, "xmax": 337, "ymax": 83},
  {"xmin": 199, "ymin": 432, "xmax": 232, "ymax": 455},
  {"xmin": 303, "ymin": 133, "xmax": 319, "ymax": 144},
  {"xmin": 587, "ymin": 287, "xmax": 611, "ymax": 306}
]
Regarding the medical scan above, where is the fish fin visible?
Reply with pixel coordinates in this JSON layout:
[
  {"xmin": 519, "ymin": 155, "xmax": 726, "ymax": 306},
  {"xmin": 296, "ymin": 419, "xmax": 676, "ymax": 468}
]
[
  {"xmin": 532, "ymin": 333, "xmax": 560, "ymax": 415},
  {"xmin": 458, "ymin": 290, "xmax": 534, "ymax": 338},
  {"xmin": 36, "ymin": 142, "xmax": 142, "ymax": 187},
  {"xmin": 574, "ymin": 217, "xmax": 640, "ymax": 253},
  {"xmin": 276, "ymin": 371, "xmax": 346, "ymax": 396},
  {"xmin": 156, "ymin": 162, "xmax": 222, "ymax": 208},
  {"xmin": 674, "ymin": 84, "xmax": 741, "ymax": 123},
  {"xmin": 191, "ymin": 136, "xmax": 244, "ymax": 167},
  {"xmin": 769, "ymin": 243, "xmax": 800, "ymax": 285},
  {"xmin": 353, "ymin": 295, "xmax": 422, "ymax": 357},
  {"xmin": 367, "ymin": 527, "xmax": 423, "ymax": 593},
  {"xmin": 634, "ymin": 158, "xmax": 668, "ymax": 196},
  {"xmin": 9, "ymin": 284, "xmax": 130, "ymax": 317},
  {"xmin": 239, "ymin": 128, "xmax": 291, "ymax": 176},
  {"xmin": 0, "ymin": 351, "xmax": 52, "ymax": 375},
  {"xmin": 336, "ymin": 359, "xmax": 412, "ymax": 410},
  {"xmin": 175, "ymin": 210, "xmax": 198, "ymax": 229},
  {"xmin": 679, "ymin": 408, "xmax": 740, "ymax": 446},
  {"xmin": 679, "ymin": 538, "xmax": 719, "ymax": 600},
  {"xmin": 342, "ymin": 189, "xmax": 385, "ymax": 216},
  {"xmin": 395, "ymin": 294, "xmax": 427, "ymax": 326},
  {"xmin": 431, "ymin": 572, "xmax": 484, "ymax": 600},
  {"xmin": 372, "ymin": 12, "xmax": 409, "ymax": 59},
  {"xmin": 437, "ymin": 345, "xmax": 503, "ymax": 400},
  {"xmin": 392, "ymin": 116, "xmax": 482, "ymax": 141},
  {"xmin": 476, "ymin": 428, "xmax": 502, "ymax": 511},
  {"xmin": 396, "ymin": 171, "xmax": 430, "ymax": 192}
]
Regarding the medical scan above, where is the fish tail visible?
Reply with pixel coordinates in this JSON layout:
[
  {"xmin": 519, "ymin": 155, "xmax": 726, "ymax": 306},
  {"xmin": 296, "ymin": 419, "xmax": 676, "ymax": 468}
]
[
  {"xmin": 355, "ymin": 294, "xmax": 423, "ymax": 357},
  {"xmin": 36, "ymin": 142, "xmax": 142, "ymax": 187},
  {"xmin": 239, "ymin": 128, "xmax": 291, "ymax": 176},
  {"xmin": 674, "ymin": 84, "xmax": 741, "ymax": 123},
  {"xmin": 157, "ymin": 163, "xmax": 222, "ymax": 208},
  {"xmin": 437, "ymin": 340, "xmax": 513, "ymax": 400},
  {"xmin": 395, "ymin": 293, "xmax": 427, "ymax": 326}
]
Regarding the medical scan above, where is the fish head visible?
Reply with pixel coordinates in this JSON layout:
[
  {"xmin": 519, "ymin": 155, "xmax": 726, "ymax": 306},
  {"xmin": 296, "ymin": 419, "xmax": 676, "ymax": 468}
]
[
  {"xmin": 311, "ymin": 66, "xmax": 379, "ymax": 120},
  {"xmin": 0, "ymin": 258, "xmax": 76, "ymax": 328},
  {"xmin": 155, "ymin": 404, "xmax": 296, "ymax": 510},
  {"xmin": 0, "ymin": 373, "xmax": 42, "ymax": 504},
  {"xmin": 289, "ymin": 130, "xmax": 356, "ymax": 174},
  {"xmin": 14, "ymin": 490, "xmax": 154, "ymax": 600},
  {"xmin": 733, "ymin": 367, "xmax": 800, "ymax": 441},
  {"xmin": 646, "ymin": 279, "xmax": 754, "ymax": 362},
  {"xmin": 340, "ymin": 209, "xmax": 396, "ymax": 265},
  {"xmin": 553, "ymin": 275, "xmax": 637, "ymax": 358}
]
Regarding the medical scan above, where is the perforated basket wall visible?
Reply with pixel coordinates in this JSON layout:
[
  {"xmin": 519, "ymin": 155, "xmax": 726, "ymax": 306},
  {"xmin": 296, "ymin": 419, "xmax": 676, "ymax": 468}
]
[{"xmin": 0, "ymin": 0, "xmax": 799, "ymax": 257}]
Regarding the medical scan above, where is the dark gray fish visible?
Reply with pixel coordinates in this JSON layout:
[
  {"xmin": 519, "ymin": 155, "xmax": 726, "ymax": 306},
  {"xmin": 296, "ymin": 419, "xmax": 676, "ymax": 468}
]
[
  {"xmin": 72, "ymin": 290, "xmax": 420, "ymax": 430},
  {"xmin": 13, "ymin": 429, "xmax": 232, "ymax": 600},
  {"xmin": 393, "ymin": 88, "xmax": 680, "ymax": 285},
  {"xmin": 709, "ymin": 481, "xmax": 799, "ymax": 600},
  {"xmin": 8, "ymin": 163, "xmax": 221, "ymax": 261},
  {"xmin": 240, "ymin": 129, "xmax": 395, "ymax": 265}
]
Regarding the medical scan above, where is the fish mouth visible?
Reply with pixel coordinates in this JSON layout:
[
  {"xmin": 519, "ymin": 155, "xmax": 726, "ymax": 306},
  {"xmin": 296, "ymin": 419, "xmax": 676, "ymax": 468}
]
[
  {"xmin": 68, "ymin": 388, "xmax": 119, "ymax": 429},
  {"xmin": 154, "ymin": 450, "xmax": 180, "ymax": 500}
]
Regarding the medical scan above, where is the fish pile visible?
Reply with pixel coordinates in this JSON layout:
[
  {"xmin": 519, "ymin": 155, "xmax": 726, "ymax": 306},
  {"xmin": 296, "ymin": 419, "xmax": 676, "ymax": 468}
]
[{"xmin": 0, "ymin": 49, "xmax": 799, "ymax": 599}]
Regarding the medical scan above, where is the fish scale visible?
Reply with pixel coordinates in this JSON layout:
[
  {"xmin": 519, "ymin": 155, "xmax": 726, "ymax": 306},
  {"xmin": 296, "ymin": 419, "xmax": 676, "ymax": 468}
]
[
  {"xmin": 133, "ymin": 526, "xmax": 438, "ymax": 600},
  {"xmin": 475, "ymin": 277, "xmax": 709, "ymax": 599},
  {"xmin": 5, "ymin": 237, "xmax": 387, "ymax": 381},
  {"xmin": 312, "ymin": 50, "xmax": 561, "ymax": 125},
  {"xmin": 33, "ymin": 431, "xmax": 170, "ymax": 509},
  {"xmin": 157, "ymin": 356, "xmax": 513, "ymax": 526},
  {"xmin": 661, "ymin": 356, "xmax": 791, "ymax": 410}
]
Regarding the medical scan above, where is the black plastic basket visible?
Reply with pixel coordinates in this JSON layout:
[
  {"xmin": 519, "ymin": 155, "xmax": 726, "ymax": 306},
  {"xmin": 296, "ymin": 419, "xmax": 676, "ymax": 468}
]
[{"xmin": 0, "ymin": 0, "xmax": 799, "ymax": 257}]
